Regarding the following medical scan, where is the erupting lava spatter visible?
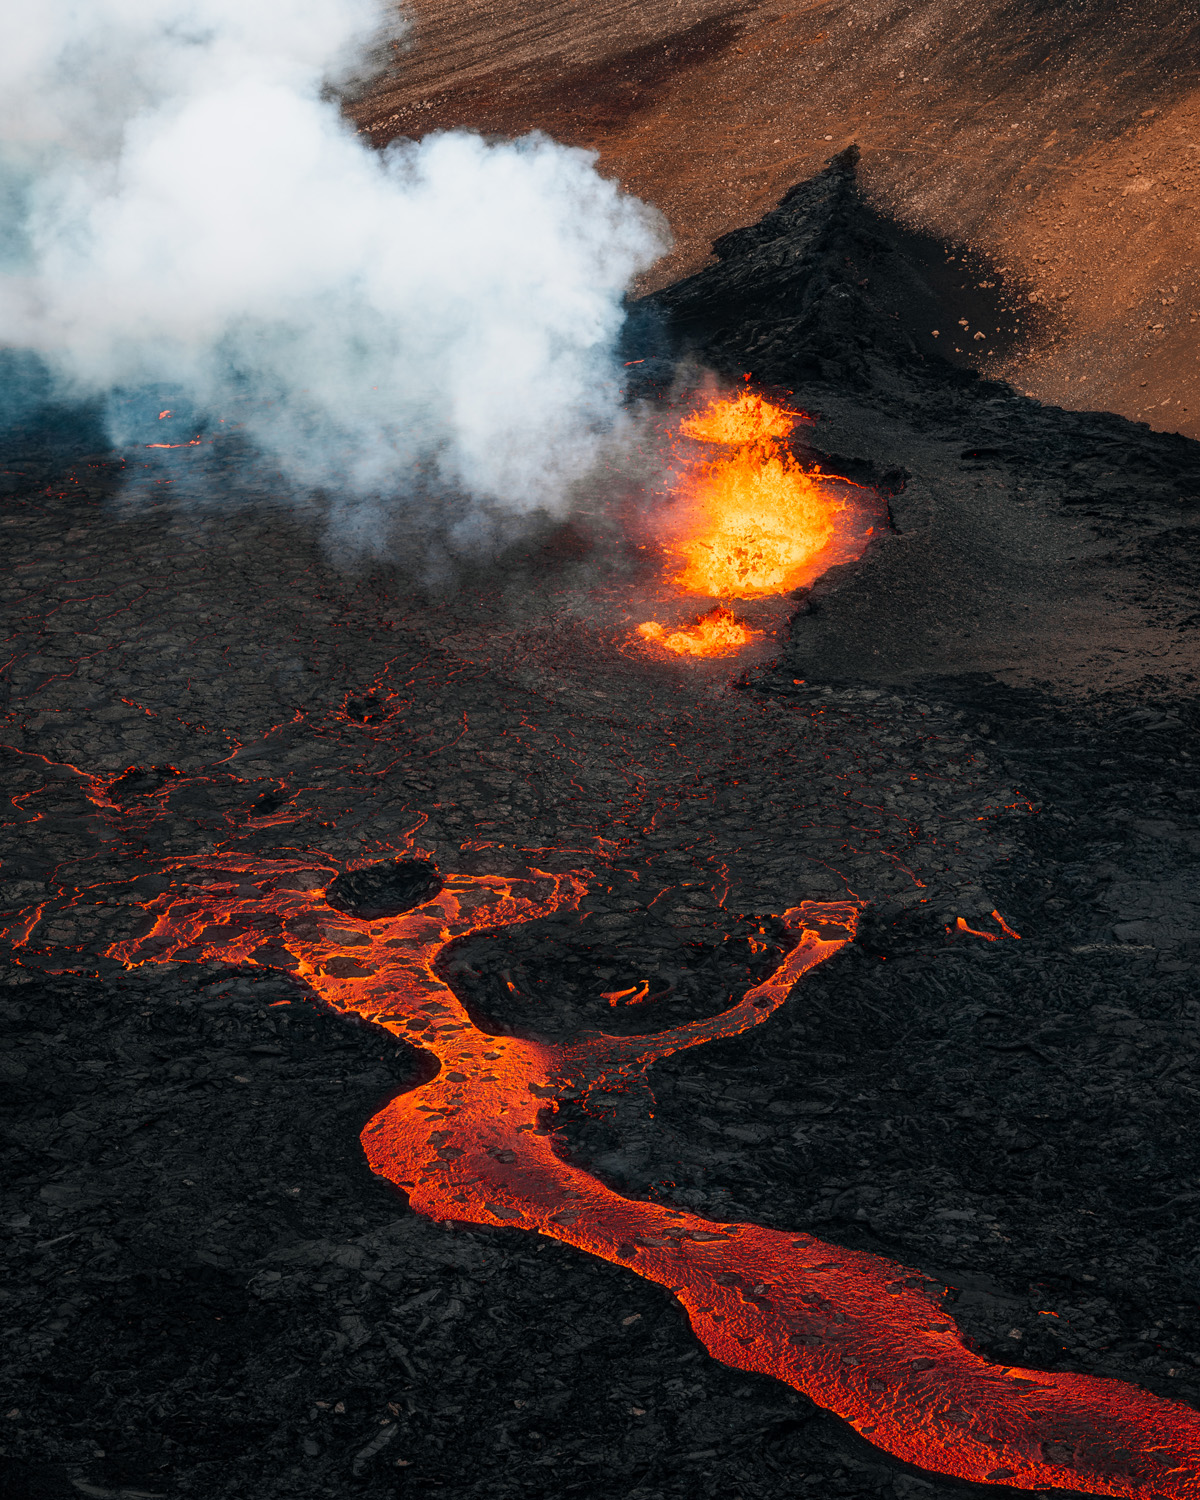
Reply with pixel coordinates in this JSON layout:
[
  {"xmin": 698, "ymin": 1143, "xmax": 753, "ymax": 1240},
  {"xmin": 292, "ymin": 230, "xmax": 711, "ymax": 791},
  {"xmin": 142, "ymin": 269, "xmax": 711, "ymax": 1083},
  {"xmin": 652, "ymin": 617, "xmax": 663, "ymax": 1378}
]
[
  {"xmin": 671, "ymin": 390, "xmax": 847, "ymax": 599},
  {"xmin": 678, "ymin": 389, "xmax": 802, "ymax": 446},
  {"xmin": 637, "ymin": 605, "xmax": 759, "ymax": 658},
  {"xmin": 99, "ymin": 850, "xmax": 1200, "ymax": 1498}
]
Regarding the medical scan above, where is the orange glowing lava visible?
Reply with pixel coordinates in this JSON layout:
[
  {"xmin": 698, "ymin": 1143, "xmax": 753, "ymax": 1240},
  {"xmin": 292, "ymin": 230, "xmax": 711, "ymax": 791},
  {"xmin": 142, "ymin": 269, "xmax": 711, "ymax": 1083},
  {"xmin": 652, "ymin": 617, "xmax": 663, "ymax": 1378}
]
[
  {"xmin": 954, "ymin": 910, "xmax": 1022, "ymax": 942},
  {"xmin": 674, "ymin": 448, "xmax": 841, "ymax": 597},
  {"xmin": 637, "ymin": 605, "xmax": 759, "ymax": 658},
  {"xmin": 84, "ymin": 849, "xmax": 1200, "ymax": 1498},
  {"xmin": 665, "ymin": 390, "xmax": 853, "ymax": 600},
  {"xmin": 679, "ymin": 390, "xmax": 804, "ymax": 446}
]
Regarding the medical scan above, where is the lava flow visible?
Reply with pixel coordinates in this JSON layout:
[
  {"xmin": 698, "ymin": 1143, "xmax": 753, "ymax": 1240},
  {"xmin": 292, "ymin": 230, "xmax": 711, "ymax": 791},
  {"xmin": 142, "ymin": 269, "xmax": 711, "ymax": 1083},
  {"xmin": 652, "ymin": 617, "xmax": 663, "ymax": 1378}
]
[{"xmin": 105, "ymin": 851, "xmax": 1200, "ymax": 1498}]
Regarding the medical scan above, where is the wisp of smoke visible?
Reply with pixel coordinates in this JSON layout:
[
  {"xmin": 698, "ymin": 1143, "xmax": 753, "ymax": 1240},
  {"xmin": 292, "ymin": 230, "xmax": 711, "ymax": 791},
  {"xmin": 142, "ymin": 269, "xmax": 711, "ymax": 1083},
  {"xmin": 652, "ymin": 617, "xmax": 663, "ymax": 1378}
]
[{"xmin": 0, "ymin": 0, "xmax": 668, "ymax": 546}]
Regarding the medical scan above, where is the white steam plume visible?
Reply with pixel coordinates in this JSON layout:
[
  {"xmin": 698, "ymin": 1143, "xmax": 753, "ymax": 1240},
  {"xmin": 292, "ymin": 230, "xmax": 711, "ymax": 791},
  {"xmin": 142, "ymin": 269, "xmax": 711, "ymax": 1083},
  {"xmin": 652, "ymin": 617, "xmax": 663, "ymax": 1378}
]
[{"xmin": 0, "ymin": 1, "xmax": 668, "ymax": 532}]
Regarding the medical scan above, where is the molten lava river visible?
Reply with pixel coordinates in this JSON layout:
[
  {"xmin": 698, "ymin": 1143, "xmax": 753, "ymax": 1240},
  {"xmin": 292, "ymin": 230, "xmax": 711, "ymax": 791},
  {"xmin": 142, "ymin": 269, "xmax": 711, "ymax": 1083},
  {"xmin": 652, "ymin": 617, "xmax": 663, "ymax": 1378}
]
[{"xmin": 97, "ymin": 847, "xmax": 1200, "ymax": 1498}]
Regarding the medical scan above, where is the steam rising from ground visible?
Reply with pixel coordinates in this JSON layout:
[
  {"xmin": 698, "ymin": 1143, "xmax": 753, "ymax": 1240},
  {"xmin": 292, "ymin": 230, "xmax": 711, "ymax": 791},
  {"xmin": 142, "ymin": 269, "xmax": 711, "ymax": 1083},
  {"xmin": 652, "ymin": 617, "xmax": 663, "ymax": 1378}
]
[{"xmin": 0, "ymin": 1, "xmax": 667, "ymax": 544}]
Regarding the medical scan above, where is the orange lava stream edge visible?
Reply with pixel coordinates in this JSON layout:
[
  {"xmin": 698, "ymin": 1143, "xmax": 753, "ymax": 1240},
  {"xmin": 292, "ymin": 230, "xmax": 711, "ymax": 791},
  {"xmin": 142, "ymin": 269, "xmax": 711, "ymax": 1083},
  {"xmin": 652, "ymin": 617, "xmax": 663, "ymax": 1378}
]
[{"xmin": 92, "ymin": 849, "xmax": 1200, "ymax": 1499}]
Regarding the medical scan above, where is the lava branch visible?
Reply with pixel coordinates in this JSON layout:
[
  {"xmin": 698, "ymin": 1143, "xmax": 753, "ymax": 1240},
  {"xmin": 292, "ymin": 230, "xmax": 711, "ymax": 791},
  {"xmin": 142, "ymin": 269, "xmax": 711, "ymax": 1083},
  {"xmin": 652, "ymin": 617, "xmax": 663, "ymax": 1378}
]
[{"xmin": 104, "ymin": 855, "xmax": 1200, "ymax": 1498}]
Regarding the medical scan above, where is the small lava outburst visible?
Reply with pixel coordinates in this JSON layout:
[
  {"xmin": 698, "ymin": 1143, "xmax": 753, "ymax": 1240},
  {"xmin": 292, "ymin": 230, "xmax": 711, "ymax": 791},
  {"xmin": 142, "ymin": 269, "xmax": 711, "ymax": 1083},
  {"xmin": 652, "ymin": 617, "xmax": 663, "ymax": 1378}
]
[{"xmin": 637, "ymin": 604, "xmax": 759, "ymax": 658}]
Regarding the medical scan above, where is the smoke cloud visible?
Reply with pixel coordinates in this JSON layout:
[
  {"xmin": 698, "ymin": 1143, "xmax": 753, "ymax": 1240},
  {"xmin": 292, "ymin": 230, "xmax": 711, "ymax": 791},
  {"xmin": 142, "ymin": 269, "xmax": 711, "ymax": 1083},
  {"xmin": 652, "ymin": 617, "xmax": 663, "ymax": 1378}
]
[{"xmin": 0, "ymin": 1, "xmax": 668, "ymax": 543}]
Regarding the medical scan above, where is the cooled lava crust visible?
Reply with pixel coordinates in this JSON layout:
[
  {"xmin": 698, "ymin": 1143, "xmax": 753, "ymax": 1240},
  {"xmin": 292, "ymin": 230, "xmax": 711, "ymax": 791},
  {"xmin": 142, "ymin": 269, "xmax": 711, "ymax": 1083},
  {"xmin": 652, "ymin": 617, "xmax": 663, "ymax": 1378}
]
[{"xmin": 4, "ymin": 162, "xmax": 1200, "ymax": 1500}]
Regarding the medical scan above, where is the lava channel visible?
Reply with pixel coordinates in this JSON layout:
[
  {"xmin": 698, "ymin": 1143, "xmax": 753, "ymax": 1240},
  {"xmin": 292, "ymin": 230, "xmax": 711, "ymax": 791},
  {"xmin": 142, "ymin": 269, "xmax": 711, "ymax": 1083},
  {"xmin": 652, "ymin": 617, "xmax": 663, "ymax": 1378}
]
[{"xmin": 103, "ymin": 850, "xmax": 1200, "ymax": 1498}]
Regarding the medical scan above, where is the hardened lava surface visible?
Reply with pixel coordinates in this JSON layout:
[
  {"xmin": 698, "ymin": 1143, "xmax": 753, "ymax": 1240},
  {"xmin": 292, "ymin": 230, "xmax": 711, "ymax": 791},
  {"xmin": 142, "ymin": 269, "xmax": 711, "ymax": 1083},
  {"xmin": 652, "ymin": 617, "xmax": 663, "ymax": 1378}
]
[{"xmin": 5, "ymin": 190, "xmax": 1200, "ymax": 1498}]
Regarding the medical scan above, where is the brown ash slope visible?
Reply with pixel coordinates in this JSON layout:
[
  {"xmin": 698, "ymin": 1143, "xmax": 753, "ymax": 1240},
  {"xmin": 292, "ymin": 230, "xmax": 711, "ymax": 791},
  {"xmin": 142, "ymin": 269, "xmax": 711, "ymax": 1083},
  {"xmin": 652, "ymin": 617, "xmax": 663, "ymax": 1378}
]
[
  {"xmin": 3, "ymin": 163, "xmax": 1200, "ymax": 1500},
  {"xmin": 358, "ymin": 0, "xmax": 1200, "ymax": 438}
]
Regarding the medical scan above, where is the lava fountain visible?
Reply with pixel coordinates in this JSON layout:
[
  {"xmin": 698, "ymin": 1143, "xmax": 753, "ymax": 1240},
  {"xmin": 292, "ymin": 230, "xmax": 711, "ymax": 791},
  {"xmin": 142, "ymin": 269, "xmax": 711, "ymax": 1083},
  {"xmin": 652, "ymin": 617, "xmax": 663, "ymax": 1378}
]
[
  {"xmin": 637, "ymin": 387, "xmax": 875, "ymax": 657},
  {"xmin": 636, "ymin": 604, "xmax": 759, "ymax": 657},
  {"xmin": 672, "ymin": 389, "xmax": 842, "ymax": 598}
]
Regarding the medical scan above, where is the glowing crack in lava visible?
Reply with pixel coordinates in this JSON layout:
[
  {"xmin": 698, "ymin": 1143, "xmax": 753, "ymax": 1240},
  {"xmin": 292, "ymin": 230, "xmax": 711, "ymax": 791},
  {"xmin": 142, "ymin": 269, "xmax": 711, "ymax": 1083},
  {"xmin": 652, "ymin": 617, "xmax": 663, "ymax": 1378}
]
[
  {"xmin": 637, "ymin": 605, "xmax": 759, "ymax": 658},
  {"xmin": 104, "ymin": 851, "xmax": 1200, "ymax": 1497}
]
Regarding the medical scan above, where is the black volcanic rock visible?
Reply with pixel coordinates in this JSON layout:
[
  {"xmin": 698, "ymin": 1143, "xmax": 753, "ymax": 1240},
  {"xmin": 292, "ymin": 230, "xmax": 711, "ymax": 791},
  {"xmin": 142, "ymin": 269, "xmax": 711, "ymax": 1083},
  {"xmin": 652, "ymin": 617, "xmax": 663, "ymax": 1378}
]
[
  {"xmin": 326, "ymin": 859, "xmax": 445, "ymax": 920},
  {"xmin": 636, "ymin": 147, "xmax": 1200, "ymax": 501},
  {"xmin": 641, "ymin": 147, "xmax": 927, "ymax": 388},
  {"xmin": 631, "ymin": 150, "xmax": 1200, "ymax": 691}
]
